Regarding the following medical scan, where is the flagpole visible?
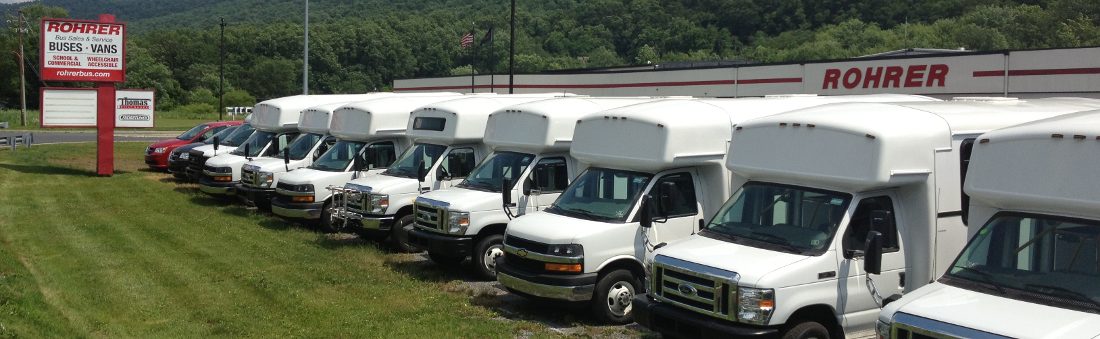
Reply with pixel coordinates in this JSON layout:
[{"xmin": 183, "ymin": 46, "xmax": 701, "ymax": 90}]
[
  {"xmin": 509, "ymin": 0, "xmax": 516, "ymax": 94},
  {"xmin": 303, "ymin": 0, "xmax": 309, "ymax": 95},
  {"xmin": 470, "ymin": 23, "xmax": 476, "ymax": 93},
  {"xmin": 489, "ymin": 27, "xmax": 494, "ymax": 93}
]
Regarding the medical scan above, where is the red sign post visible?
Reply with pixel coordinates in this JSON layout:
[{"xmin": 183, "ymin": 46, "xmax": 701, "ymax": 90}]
[{"xmin": 39, "ymin": 14, "xmax": 126, "ymax": 176}]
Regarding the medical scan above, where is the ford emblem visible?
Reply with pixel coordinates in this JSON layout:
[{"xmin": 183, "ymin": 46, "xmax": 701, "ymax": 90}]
[{"xmin": 677, "ymin": 283, "xmax": 697, "ymax": 296}]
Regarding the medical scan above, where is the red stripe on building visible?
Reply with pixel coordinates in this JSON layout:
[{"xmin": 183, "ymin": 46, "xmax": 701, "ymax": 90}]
[
  {"xmin": 973, "ymin": 67, "xmax": 1100, "ymax": 77},
  {"xmin": 394, "ymin": 77, "xmax": 801, "ymax": 92},
  {"xmin": 737, "ymin": 77, "xmax": 803, "ymax": 84}
]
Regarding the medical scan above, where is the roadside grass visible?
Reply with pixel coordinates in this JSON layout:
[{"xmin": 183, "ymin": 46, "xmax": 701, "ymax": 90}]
[
  {"xmin": 1, "ymin": 109, "xmax": 239, "ymax": 131},
  {"xmin": 0, "ymin": 142, "xmax": 563, "ymax": 337}
]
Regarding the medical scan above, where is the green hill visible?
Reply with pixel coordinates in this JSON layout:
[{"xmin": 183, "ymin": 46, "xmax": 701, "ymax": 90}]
[{"xmin": 1, "ymin": 0, "xmax": 1098, "ymax": 110}]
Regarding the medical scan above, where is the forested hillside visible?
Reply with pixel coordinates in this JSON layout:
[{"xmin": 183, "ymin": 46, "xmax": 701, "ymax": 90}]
[{"xmin": 2, "ymin": 0, "xmax": 1099, "ymax": 112}]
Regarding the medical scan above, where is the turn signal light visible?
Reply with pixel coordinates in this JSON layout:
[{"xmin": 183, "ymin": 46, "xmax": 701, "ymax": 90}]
[
  {"xmin": 759, "ymin": 299, "xmax": 775, "ymax": 309},
  {"xmin": 545, "ymin": 263, "xmax": 583, "ymax": 273},
  {"xmin": 213, "ymin": 176, "xmax": 232, "ymax": 182},
  {"xmin": 291, "ymin": 196, "xmax": 314, "ymax": 203}
]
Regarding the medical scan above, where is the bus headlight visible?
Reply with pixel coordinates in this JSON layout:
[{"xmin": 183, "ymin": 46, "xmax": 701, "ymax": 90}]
[
  {"xmin": 737, "ymin": 287, "xmax": 775, "ymax": 325},
  {"xmin": 258, "ymin": 172, "xmax": 274, "ymax": 188},
  {"xmin": 368, "ymin": 194, "xmax": 389, "ymax": 214},
  {"xmin": 447, "ymin": 211, "xmax": 470, "ymax": 234}
]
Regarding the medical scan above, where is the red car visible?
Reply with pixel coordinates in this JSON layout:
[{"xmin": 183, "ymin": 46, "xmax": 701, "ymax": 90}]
[{"xmin": 145, "ymin": 120, "xmax": 243, "ymax": 171}]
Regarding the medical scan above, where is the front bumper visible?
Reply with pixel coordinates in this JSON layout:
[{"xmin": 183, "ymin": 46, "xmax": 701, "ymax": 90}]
[
  {"xmin": 198, "ymin": 177, "xmax": 237, "ymax": 195},
  {"xmin": 186, "ymin": 168, "xmax": 200, "ymax": 181},
  {"xmin": 497, "ymin": 261, "xmax": 597, "ymax": 302},
  {"xmin": 633, "ymin": 293, "xmax": 779, "ymax": 338},
  {"xmin": 271, "ymin": 199, "xmax": 325, "ymax": 219},
  {"xmin": 355, "ymin": 213, "xmax": 395, "ymax": 231},
  {"xmin": 145, "ymin": 154, "xmax": 167, "ymax": 169},
  {"xmin": 236, "ymin": 184, "xmax": 275, "ymax": 206},
  {"xmin": 407, "ymin": 228, "xmax": 473, "ymax": 258},
  {"xmin": 167, "ymin": 160, "xmax": 189, "ymax": 174}
]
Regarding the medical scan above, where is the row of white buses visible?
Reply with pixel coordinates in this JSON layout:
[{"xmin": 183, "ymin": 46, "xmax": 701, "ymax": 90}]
[{"xmin": 182, "ymin": 92, "xmax": 1100, "ymax": 339}]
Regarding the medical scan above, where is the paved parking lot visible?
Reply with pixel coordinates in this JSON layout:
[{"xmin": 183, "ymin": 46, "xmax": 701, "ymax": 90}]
[{"xmin": 0, "ymin": 130, "xmax": 179, "ymax": 146}]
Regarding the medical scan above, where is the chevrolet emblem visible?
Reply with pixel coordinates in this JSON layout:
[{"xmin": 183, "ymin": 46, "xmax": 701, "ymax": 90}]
[{"xmin": 516, "ymin": 249, "xmax": 528, "ymax": 257}]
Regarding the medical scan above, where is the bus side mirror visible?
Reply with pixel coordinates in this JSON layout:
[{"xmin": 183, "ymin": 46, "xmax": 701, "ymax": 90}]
[
  {"xmin": 527, "ymin": 167, "xmax": 546, "ymax": 196},
  {"xmin": 313, "ymin": 146, "xmax": 326, "ymax": 161},
  {"xmin": 639, "ymin": 195, "xmax": 654, "ymax": 228},
  {"xmin": 417, "ymin": 161, "xmax": 427, "ymax": 183},
  {"xmin": 522, "ymin": 177, "xmax": 534, "ymax": 196},
  {"xmin": 352, "ymin": 152, "xmax": 363, "ymax": 171},
  {"xmin": 864, "ymin": 231, "xmax": 884, "ymax": 275},
  {"xmin": 436, "ymin": 165, "xmax": 449, "ymax": 180},
  {"xmin": 501, "ymin": 179, "xmax": 512, "ymax": 206}
]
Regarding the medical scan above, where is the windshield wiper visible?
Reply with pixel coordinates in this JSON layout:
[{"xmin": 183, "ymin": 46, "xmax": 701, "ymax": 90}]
[
  {"xmin": 568, "ymin": 208, "xmax": 607, "ymax": 221},
  {"xmin": 383, "ymin": 168, "xmax": 412, "ymax": 178},
  {"xmin": 1024, "ymin": 283, "xmax": 1100, "ymax": 311},
  {"xmin": 460, "ymin": 180, "xmax": 496, "ymax": 192},
  {"xmin": 700, "ymin": 228, "xmax": 739, "ymax": 242},
  {"xmin": 747, "ymin": 232, "xmax": 805, "ymax": 254},
  {"xmin": 951, "ymin": 266, "xmax": 1005, "ymax": 294}
]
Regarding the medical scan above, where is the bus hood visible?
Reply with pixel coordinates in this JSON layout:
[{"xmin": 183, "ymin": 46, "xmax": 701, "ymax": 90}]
[
  {"xmin": 654, "ymin": 235, "xmax": 812, "ymax": 287},
  {"xmin": 882, "ymin": 283, "xmax": 1100, "ymax": 339},
  {"xmin": 418, "ymin": 188, "xmax": 501, "ymax": 213}
]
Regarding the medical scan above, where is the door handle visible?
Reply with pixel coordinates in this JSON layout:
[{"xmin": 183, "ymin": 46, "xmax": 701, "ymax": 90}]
[{"xmin": 419, "ymin": 187, "xmax": 431, "ymax": 193}]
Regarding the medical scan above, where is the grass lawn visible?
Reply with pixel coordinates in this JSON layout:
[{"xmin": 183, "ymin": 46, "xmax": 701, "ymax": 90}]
[
  {"xmin": 0, "ymin": 142, "xmax": 574, "ymax": 337},
  {"xmin": 1, "ymin": 110, "xmax": 239, "ymax": 132}
]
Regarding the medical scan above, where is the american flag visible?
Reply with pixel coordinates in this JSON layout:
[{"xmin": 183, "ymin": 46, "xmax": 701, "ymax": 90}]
[{"xmin": 460, "ymin": 32, "xmax": 474, "ymax": 48}]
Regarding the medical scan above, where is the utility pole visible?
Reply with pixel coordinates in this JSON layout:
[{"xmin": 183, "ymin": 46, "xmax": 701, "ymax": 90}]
[
  {"xmin": 11, "ymin": 11, "xmax": 28, "ymax": 126},
  {"xmin": 302, "ymin": 0, "xmax": 309, "ymax": 95},
  {"xmin": 219, "ymin": 17, "xmax": 226, "ymax": 121},
  {"xmin": 508, "ymin": 0, "xmax": 516, "ymax": 94}
]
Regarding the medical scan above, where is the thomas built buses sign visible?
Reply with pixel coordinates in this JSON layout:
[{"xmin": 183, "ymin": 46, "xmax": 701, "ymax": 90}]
[{"xmin": 114, "ymin": 89, "xmax": 154, "ymax": 128}]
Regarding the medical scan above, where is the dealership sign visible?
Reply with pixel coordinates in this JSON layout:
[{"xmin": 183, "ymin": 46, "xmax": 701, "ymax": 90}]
[
  {"xmin": 114, "ymin": 89, "xmax": 155, "ymax": 128},
  {"xmin": 40, "ymin": 88, "xmax": 154, "ymax": 128},
  {"xmin": 39, "ymin": 18, "xmax": 126, "ymax": 82},
  {"xmin": 40, "ymin": 88, "xmax": 98, "ymax": 127}
]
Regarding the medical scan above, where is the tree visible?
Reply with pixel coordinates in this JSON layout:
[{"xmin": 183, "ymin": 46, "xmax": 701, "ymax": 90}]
[
  {"xmin": 0, "ymin": 4, "xmax": 68, "ymax": 109},
  {"xmin": 585, "ymin": 46, "xmax": 625, "ymax": 68},
  {"xmin": 124, "ymin": 43, "xmax": 183, "ymax": 109},
  {"xmin": 187, "ymin": 88, "xmax": 217, "ymax": 107},
  {"xmin": 223, "ymin": 89, "xmax": 255, "ymax": 107},
  {"xmin": 239, "ymin": 58, "xmax": 299, "ymax": 100},
  {"xmin": 634, "ymin": 44, "xmax": 658, "ymax": 65}
]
